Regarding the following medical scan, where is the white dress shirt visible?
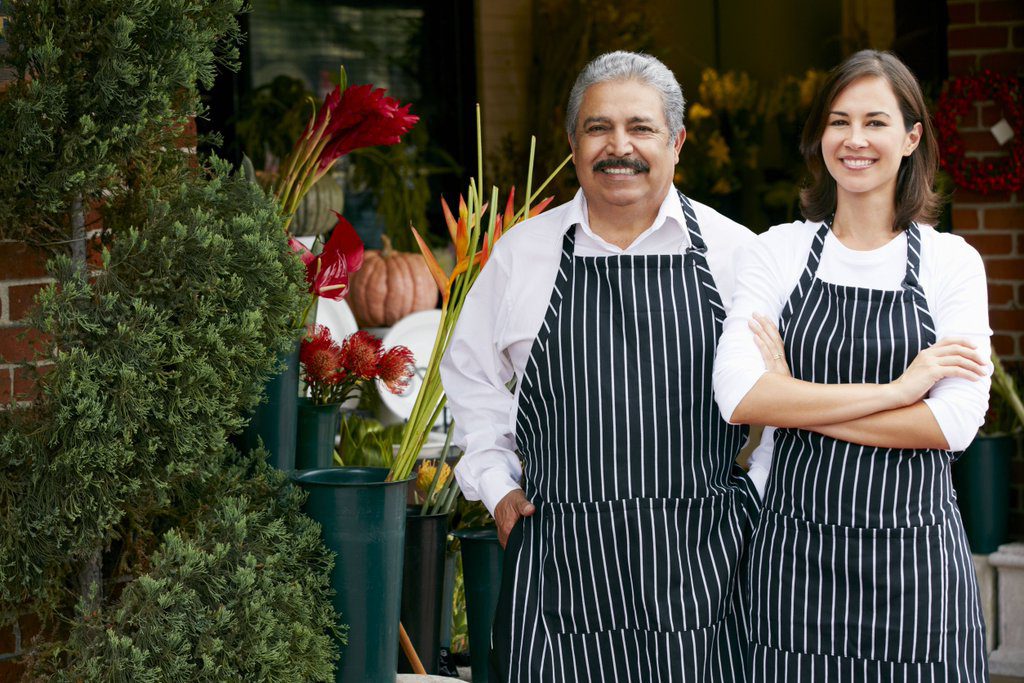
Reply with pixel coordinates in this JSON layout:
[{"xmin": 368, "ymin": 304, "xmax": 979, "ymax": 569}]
[
  {"xmin": 714, "ymin": 220, "xmax": 993, "ymax": 494},
  {"xmin": 441, "ymin": 188, "xmax": 757, "ymax": 515}
]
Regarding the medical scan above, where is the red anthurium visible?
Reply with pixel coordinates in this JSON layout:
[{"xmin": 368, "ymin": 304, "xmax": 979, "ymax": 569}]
[
  {"xmin": 288, "ymin": 237, "xmax": 316, "ymax": 268},
  {"xmin": 303, "ymin": 214, "xmax": 364, "ymax": 301}
]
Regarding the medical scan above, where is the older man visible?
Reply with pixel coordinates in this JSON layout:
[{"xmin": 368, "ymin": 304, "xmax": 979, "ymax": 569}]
[{"xmin": 441, "ymin": 51, "xmax": 765, "ymax": 681}]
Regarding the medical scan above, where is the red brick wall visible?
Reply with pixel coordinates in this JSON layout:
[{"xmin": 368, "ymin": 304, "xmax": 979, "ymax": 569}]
[{"xmin": 947, "ymin": 0, "xmax": 1024, "ymax": 540}]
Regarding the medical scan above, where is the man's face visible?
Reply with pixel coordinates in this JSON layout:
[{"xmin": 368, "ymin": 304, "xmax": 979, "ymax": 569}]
[{"xmin": 570, "ymin": 79, "xmax": 685, "ymax": 213}]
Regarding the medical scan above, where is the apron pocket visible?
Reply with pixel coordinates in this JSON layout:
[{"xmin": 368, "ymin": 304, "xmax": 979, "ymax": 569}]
[
  {"xmin": 541, "ymin": 494, "xmax": 745, "ymax": 635},
  {"xmin": 751, "ymin": 509, "xmax": 947, "ymax": 664}
]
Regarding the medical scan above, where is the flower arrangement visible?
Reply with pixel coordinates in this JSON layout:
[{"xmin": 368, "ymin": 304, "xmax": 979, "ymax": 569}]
[
  {"xmin": 935, "ymin": 71, "xmax": 1024, "ymax": 195},
  {"xmin": 677, "ymin": 68, "xmax": 826, "ymax": 227},
  {"xmin": 386, "ymin": 109, "xmax": 571, "ymax": 484},
  {"xmin": 300, "ymin": 324, "xmax": 415, "ymax": 406}
]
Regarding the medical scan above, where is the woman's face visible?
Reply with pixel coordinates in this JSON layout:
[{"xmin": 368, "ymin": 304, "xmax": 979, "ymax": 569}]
[{"xmin": 820, "ymin": 75, "xmax": 922, "ymax": 203}]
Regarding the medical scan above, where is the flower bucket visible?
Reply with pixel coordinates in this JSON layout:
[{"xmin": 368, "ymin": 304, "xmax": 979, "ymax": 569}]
[
  {"xmin": 292, "ymin": 467, "xmax": 411, "ymax": 683},
  {"xmin": 241, "ymin": 342, "xmax": 300, "ymax": 471},
  {"xmin": 398, "ymin": 507, "xmax": 449, "ymax": 674},
  {"xmin": 295, "ymin": 399, "xmax": 342, "ymax": 470},
  {"xmin": 954, "ymin": 434, "xmax": 1016, "ymax": 554},
  {"xmin": 452, "ymin": 527, "xmax": 504, "ymax": 683}
]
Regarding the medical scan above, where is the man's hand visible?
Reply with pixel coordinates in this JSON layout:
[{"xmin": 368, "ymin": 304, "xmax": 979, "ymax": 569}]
[{"xmin": 494, "ymin": 489, "xmax": 536, "ymax": 549}]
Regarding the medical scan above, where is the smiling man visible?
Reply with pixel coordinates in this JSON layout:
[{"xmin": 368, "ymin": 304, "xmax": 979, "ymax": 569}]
[{"xmin": 441, "ymin": 51, "xmax": 765, "ymax": 682}]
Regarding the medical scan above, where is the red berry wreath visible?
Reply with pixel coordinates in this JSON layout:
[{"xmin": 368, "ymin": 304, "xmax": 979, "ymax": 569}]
[{"xmin": 935, "ymin": 70, "xmax": 1023, "ymax": 195}]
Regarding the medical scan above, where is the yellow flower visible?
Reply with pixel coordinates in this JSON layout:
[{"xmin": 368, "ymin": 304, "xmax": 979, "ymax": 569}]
[
  {"xmin": 711, "ymin": 177, "xmax": 733, "ymax": 195},
  {"xmin": 688, "ymin": 103, "xmax": 713, "ymax": 124},
  {"xmin": 416, "ymin": 459, "xmax": 452, "ymax": 496},
  {"xmin": 706, "ymin": 132, "xmax": 731, "ymax": 169}
]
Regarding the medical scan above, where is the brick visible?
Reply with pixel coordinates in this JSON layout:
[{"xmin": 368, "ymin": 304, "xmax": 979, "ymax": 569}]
[
  {"xmin": 979, "ymin": 0, "xmax": 1024, "ymax": 22},
  {"xmin": 992, "ymin": 333, "xmax": 1016, "ymax": 355},
  {"xmin": 984, "ymin": 206, "xmax": 1024, "ymax": 229},
  {"xmin": 7, "ymin": 283, "xmax": 46, "ymax": 322},
  {"xmin": 0, "ymin": 659, "xmax": 27, "ymax": 682},
  {"xmin": 979, "ymin": 50, "xmax": 1024, "ymax": 72},
  {"xmin": 960, "ymin": 130, "xmax": 1009, "ymax": 153},
  {"xmin": 951, "ymin": 187, "xmax": 1014, "ymax": 203},
  {"xmin": 948, "ymin": 26, "xmax": 1008, "ymax": 50},
  {"xmin": 0, "ymin": 327, "xmax": 47, "ymax": 364},
  {"xmin": 989, "ymin": 307, "xmax": 1024, "ymax": 331},
  {"xmin": 1015, "ymin": 26, "xmax": 1024, "ymax": 49},
  {"xmin": 0, "ymin": 242, "xmax": 49, "ymax": 280},
  {"xmin": 0, "ymin": 367, "xmax": 11, "ymax": 406},
  {"xmin": 12, "ymin": 364, "xmax": 46, "ymax": 402},
  {"xmin": 979, "ymin": 101, "xmax": 1010, "ymax": 127},
  {"xmin": 948, "ymin": 54, "xmax": 979, "ymax": 77},
  {"xmin": 989, "ymin": 282, "xmax": 1015, "ymax": 305},
  {"xmin": 948, "ymin": 2, "xmax": 977, "ymax": 24},
  {"xmin": 953, "ymin": 208, "xmax": 980, "ymax": 230},
  {"xmin": 0, "ymin": 621, "xmax": 15, "ymax": 654},
  {"xmin": 964, "ymin": 231, "xmax": 1012, "ymax": 253},
  {"xmin": 984, "ymin": 258, "xmax": 1024, "ymax": 279}
]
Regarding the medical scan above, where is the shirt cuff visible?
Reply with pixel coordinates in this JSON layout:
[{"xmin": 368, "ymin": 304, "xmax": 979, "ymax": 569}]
[
  {"xmin": 478, "ymin": 469, "xmax": 523, "ymax": 517},
  {"xmin": 923, "ymin": 396, "xmax": 978, "ymax": 452}
]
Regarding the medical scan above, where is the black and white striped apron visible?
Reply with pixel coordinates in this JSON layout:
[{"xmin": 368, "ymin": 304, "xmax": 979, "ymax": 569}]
[
  {"xmin": 491, "ymin": 193, "xmax": 761, "ymax": 682},
  {"xmin": 747, "ymin": 221, "xmax": 988, "ymax": 681}
]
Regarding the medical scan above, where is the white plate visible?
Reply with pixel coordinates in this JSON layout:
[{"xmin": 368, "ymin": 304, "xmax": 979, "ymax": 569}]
[
  {"xmin": 378, "ymin": 309, "xmax": 443, "ymax": 423},
  {"xmin": 316, "ymin": 297, "xmax": 359, "ymax": 345}
]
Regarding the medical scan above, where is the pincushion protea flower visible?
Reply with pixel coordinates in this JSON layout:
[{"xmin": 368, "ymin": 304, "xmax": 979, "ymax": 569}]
[{"xmin": 300, "ymin": 324, "xmax": 414, "ymax": 405}]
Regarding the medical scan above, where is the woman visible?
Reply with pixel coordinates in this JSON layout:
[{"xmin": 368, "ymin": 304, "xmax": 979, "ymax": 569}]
[{"xmin": 713, "ymin": 50, "xmax": 991, "ymax": 680}]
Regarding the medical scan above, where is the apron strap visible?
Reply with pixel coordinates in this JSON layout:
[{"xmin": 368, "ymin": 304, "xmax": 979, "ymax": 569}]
[
  {"xmin": 677, "ymin": 190, "xmax": 728, "ymax": 320},
  {"xmin": 782, "ymin": 219, "xmax": 830, "ymax": 322}
]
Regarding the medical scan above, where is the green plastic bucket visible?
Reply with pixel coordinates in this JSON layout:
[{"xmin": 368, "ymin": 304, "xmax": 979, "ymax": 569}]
[
  {"xmin": 954, "ymin": 434, "xmax": 1015, "ymax": 554},
  {"xmin": 399, "ymin": 508, "xmax": 449, "ymax": 674},
  {"xmin": 452, "ymin": 527, "xmax": 503, "ymax": 683},
  {"xmin": 293, "ymin": 467, "xmax": 411, "ymax": 683},
  {"xmin": 295, "ymin": 399, "xmax": 342, "ymax": 470},
  {"xmin": 242, "ymin": 343, "xmax": 300, "ymax": 471}
]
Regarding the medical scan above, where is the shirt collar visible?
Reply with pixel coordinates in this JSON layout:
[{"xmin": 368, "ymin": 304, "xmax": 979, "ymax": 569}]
[{"xmin": 559, "ymin": 188, "xmax": 690, "ymax": 252}]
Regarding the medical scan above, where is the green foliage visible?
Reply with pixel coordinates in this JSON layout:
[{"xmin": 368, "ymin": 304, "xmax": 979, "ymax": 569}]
[
  {"xmin": 33, "ymin": 450, "xmax": 340, "ymax": 682},
  {"xmin": 0, "ymin": 0, "xmax": 245, "ymax": 244},
  {"xmin": 336, "ymin": 413, "xmax": 403, "ymax": 468},
  {"xmin": 0, "ymin": 162, "xmax": 305, "ymax": 612}
]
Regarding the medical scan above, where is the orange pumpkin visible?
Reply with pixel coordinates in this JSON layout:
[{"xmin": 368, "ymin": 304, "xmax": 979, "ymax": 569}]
[{"xmin": 348, "ymin": 235, "xmax": 440, "ymax": 327}]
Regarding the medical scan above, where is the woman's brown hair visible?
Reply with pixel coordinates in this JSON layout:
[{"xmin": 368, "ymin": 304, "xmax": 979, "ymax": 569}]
[{"xmin": 799, "ymin": 50, "xmax": 942, "ymax": 231}]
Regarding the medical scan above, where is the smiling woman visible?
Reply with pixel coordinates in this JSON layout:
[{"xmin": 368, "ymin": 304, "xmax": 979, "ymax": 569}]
[{"xmin": 714, "ymin": 49, "xmax": 991, "ymax": 682}]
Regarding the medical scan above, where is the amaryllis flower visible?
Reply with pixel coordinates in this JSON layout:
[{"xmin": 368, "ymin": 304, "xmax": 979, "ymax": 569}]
[
  {"xmin": 318, "ymin": 84, "xmax": 420, "ymax": 170},
  {"xmin": 339, "ymin": 330, "xmax": 384, "ymax": 380},
  {"xmin": 377, "ymin": 345, "xmax": 415, "ymax": 395}
]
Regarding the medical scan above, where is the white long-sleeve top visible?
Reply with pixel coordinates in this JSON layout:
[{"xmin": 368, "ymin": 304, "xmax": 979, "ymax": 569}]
[
  {"xmin": 440, "ymin": 188, "xmax": 759, "ymax": 515},
  {"xmin": 714, "ymin": 220, "xmax": 993, "ymax": 493}
]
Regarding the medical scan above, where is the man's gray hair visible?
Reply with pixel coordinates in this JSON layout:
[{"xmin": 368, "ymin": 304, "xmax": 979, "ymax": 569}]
[{"xmin": 565, "ymin": 51, "xmax": 686, "ymax": 145}]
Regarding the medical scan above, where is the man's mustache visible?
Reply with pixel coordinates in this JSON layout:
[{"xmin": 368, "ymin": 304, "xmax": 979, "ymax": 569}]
[{"xmin": 593, "ymin": 157, "xmax": 650, "ymax": 174}]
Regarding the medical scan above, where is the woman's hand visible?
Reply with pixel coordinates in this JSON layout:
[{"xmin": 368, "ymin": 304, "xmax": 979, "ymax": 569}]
[
  {"xmin": 890, "ymin": 338, "xmax": 987, "ymax": 406},
  {"xmin": 750, "ymin": 313, "xmax": 791, "ymax": 377}
]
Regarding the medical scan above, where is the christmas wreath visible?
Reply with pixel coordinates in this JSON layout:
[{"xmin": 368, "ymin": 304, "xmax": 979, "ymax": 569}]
[{"xmin": 935, "ymin": 70, "xmax": 1023, "ymax": 195}]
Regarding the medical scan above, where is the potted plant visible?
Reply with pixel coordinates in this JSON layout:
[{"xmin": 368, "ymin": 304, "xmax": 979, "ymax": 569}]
[
  {"xmin": 296, "ymin": 324, "xmax": 413, "ymax": 470},
  {"xmin": 241, "ymin": 67, "xmax": 416, "ymax": 473},
  {"xmin": 955, "ymin": 352, "xmax": 1024, "ymax": 554}
]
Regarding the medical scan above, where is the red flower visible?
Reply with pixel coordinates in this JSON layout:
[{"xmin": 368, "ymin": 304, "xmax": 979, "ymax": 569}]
[
  {"xmin": 318, "ymin": 84, "xmax": 419, "ymax": 170},
  {"xmin": 377, "ymin": 345, "xmax": 415, "ymax": 395},
  {"xmin": 305, "ymin": 215, "xmax": 365, "ymax": 301},
  {"xmin": 300, "ymin": 325, "xmax": 343, "ymax": 386},
  {"xmin": 339, "ymin": 330, "xmax": 383, "ymax": 380}
]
